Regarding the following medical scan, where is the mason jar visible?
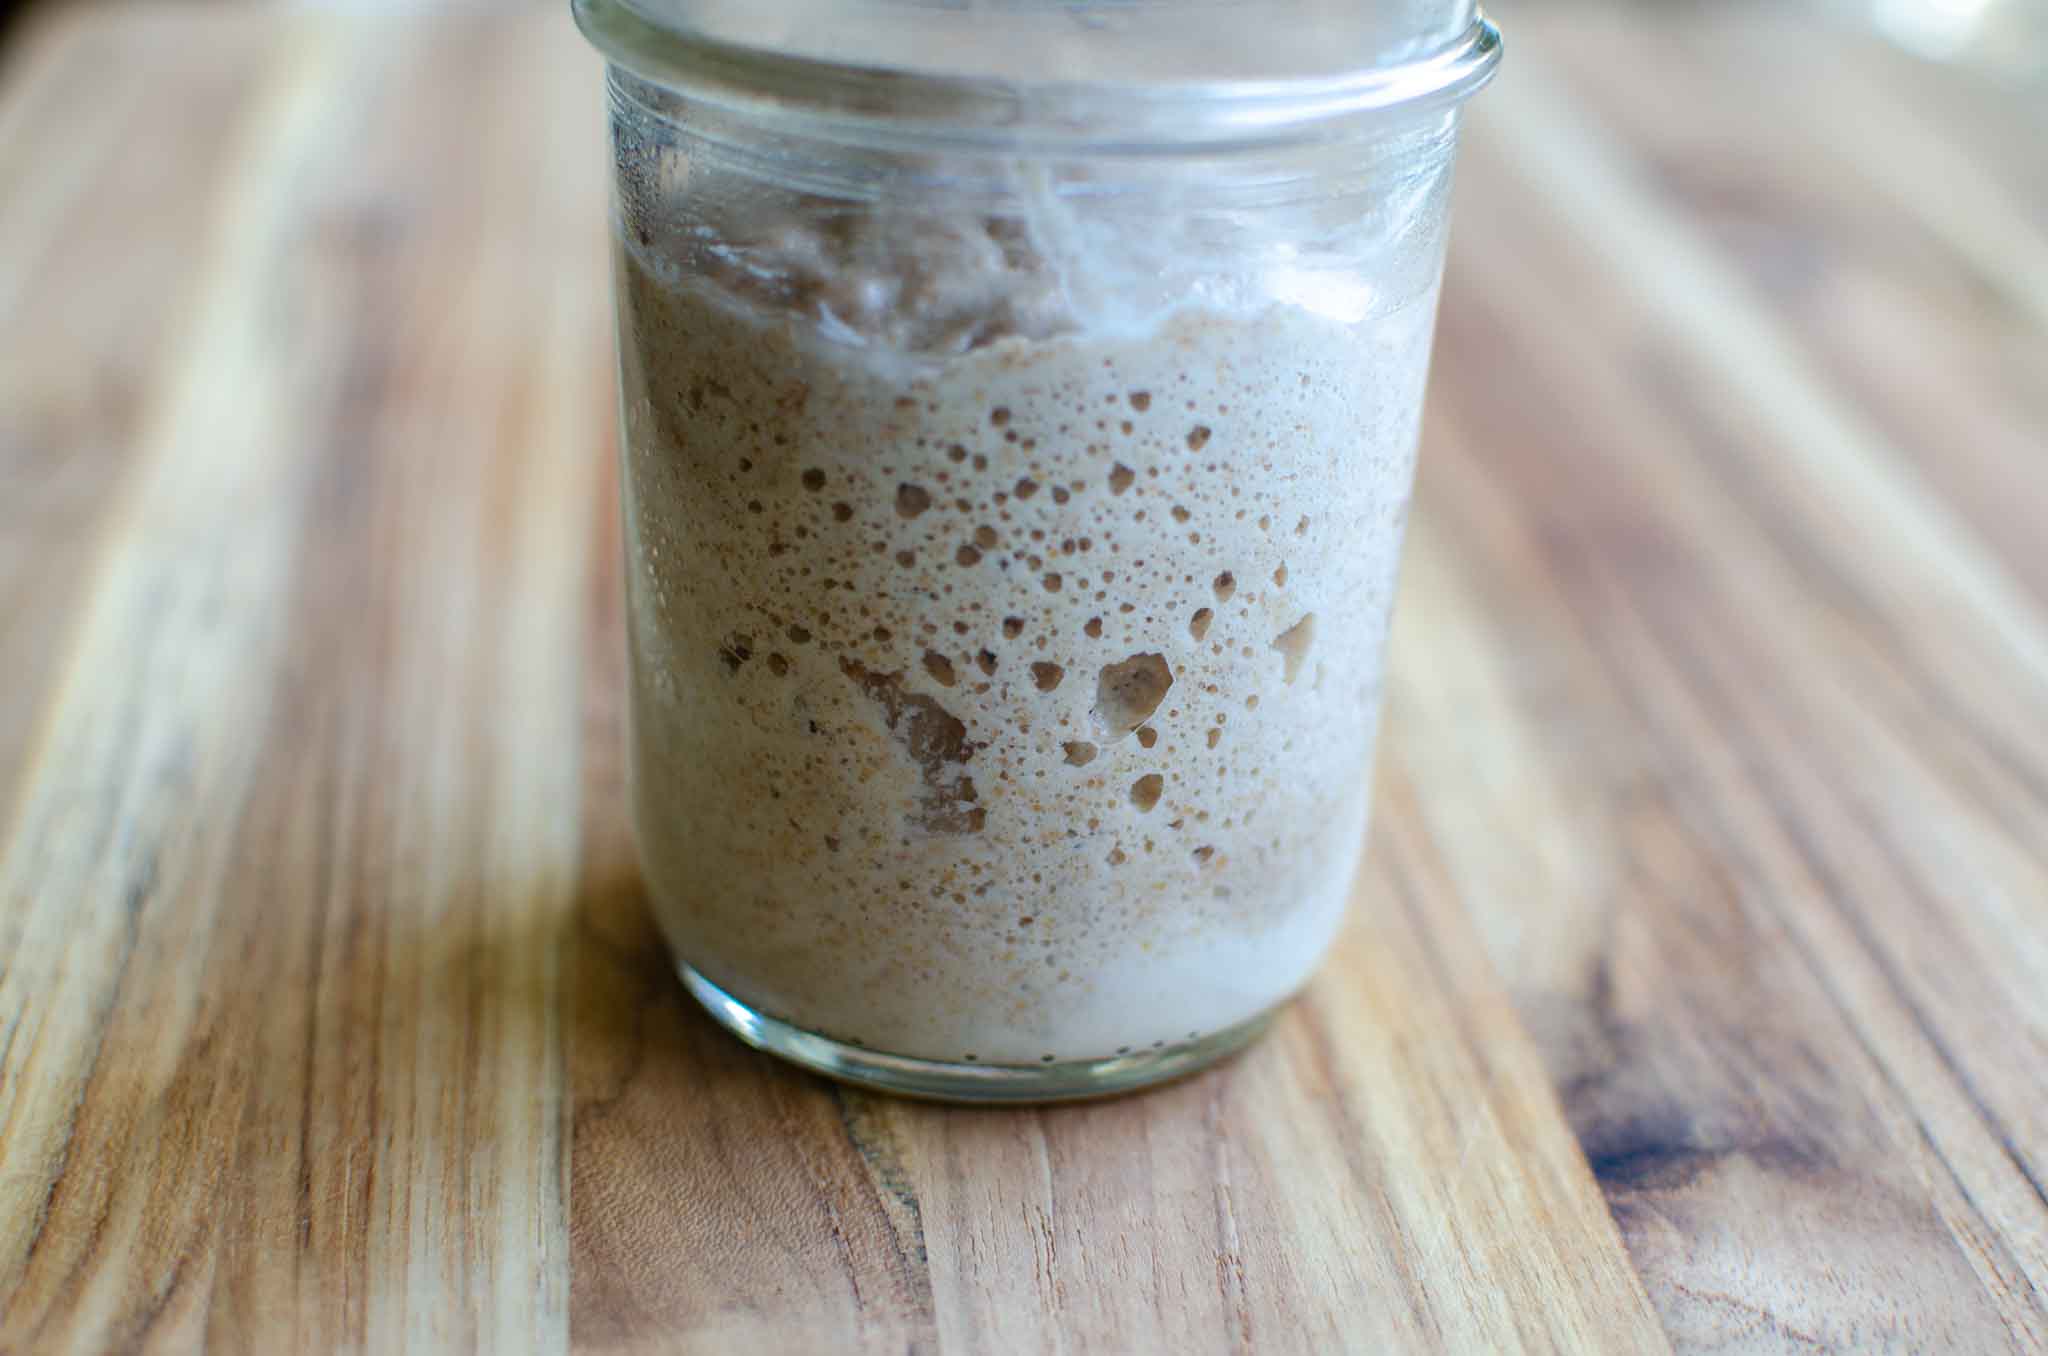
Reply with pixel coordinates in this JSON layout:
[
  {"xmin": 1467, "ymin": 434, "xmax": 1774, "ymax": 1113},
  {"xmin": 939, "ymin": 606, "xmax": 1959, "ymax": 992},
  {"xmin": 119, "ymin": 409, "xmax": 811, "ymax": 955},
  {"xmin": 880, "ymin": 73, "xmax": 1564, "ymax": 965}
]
[{"xmin": 574, "ymin": 0, "xmax": 1501, "ymax": 1100}]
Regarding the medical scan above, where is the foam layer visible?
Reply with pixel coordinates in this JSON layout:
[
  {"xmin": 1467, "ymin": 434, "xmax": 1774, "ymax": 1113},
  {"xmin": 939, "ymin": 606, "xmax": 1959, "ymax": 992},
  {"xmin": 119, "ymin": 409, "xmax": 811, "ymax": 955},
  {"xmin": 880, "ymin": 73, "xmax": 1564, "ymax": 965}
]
[{"xmin": 617, "ymin": 236, "xmax": 1434, "ymax": 1063}]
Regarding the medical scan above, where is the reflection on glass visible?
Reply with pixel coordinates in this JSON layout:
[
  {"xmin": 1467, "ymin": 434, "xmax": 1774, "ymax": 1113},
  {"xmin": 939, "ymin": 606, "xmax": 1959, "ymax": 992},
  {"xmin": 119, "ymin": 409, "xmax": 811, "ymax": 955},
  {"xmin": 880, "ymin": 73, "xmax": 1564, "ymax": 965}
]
[{"xmin": 1866, "ymin": 0, "xmax": 2047, "ymax": 76}]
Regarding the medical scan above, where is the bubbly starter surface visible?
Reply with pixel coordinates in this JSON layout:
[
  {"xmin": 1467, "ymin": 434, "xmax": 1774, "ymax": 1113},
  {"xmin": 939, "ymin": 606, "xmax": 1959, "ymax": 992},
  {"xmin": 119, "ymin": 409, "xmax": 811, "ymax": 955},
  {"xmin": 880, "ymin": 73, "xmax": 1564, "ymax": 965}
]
[{"xmin": 617, "ymin": 223, "xmax": 1436, "ymax": 1063}]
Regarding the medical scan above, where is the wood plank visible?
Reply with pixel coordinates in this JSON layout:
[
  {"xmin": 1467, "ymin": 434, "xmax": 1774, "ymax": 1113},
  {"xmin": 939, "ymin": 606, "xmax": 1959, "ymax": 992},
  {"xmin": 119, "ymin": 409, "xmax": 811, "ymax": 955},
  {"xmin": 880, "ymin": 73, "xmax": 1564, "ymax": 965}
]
[
  {"xmin": 1393, "ymin": 20, "xmax": 2048, "ymax": 1345},
  {"xmin": 1528, "ymin": 5, "xmax": 2048, "ymax": 609},
  {"xmin": 0, "ymin": 12, "xmax": 608, "ymax": 1352},
  {"xmin": 0, "ymin": 9, "xmax": 268, "ymax": 796}
]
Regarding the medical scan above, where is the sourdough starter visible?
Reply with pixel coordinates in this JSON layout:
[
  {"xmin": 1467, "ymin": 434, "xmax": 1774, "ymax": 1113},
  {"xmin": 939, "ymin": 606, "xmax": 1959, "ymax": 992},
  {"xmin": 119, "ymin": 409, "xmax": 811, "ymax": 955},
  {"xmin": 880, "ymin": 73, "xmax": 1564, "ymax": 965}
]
[{"xmin": 616, "ymin": 217, "xmax": 1436, "ymax": 1064}]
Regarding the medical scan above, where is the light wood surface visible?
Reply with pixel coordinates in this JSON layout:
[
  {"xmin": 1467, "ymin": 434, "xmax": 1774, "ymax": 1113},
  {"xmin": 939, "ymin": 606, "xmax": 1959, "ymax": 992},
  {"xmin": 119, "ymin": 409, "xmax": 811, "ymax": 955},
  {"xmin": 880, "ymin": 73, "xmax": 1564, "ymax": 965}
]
[{"xmin": 1, "ymin": 5, "xmax": 2043, "ymax": 1352}]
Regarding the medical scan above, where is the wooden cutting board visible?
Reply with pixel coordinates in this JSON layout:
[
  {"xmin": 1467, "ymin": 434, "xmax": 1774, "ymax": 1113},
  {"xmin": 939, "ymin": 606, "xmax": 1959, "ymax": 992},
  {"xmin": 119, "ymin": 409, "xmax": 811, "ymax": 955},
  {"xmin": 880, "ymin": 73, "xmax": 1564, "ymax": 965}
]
[{"xmin": 1, "ymin": 5, "xmax": 2043, "ymax": 1351}]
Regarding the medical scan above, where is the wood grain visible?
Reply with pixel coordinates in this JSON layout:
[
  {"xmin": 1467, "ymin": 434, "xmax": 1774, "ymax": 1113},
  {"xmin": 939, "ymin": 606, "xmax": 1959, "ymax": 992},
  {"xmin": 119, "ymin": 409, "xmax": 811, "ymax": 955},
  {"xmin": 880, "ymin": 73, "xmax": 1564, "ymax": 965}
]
[
  {"xmin": 0, "ymin": 12, "xmax": 608, "ymax": 1352},
  {"xmin": 1398, "ymin": 13, "xmax": 2048, "ymax": 1348},
  {"xmin": 0, "ymin": 9, "xmax": 267, "ymax": 795},
  {"xmin": 0, "ymin": 3, "xmax": 2043, "ymax": 1352}
]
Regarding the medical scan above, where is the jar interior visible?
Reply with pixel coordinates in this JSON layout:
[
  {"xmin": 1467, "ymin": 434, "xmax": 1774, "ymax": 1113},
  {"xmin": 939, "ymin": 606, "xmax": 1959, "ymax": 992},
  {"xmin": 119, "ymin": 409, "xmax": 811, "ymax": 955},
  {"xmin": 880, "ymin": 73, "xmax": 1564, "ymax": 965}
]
[{"xmin": 609, "ymin": 67, "xmax": 1462, "ymax": 362}]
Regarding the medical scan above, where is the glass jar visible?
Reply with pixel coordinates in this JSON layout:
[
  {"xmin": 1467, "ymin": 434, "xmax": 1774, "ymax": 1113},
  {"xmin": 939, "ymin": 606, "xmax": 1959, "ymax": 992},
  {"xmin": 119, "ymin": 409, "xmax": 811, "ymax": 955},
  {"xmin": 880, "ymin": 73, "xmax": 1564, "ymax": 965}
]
[{"xmin": 575, "ymin": 0, "xmax": 1500, "ymax": 1101}]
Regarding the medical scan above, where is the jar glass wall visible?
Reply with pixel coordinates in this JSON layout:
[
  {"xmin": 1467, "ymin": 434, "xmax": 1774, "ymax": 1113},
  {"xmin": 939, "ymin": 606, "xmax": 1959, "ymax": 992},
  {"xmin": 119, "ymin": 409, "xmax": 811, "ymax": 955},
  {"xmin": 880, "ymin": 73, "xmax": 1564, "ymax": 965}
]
[{"xmin": 580, "ymin": 0, "xmax": 1500, "ymax": 1100}]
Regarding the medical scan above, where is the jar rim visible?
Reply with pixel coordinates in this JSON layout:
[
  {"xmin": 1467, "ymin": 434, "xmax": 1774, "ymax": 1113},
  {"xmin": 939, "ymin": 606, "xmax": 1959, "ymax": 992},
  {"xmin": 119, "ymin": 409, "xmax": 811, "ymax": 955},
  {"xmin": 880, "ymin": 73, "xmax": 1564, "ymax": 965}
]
[{"xmin": 574, "ymin": 0, "xmax": 1501, "ymax": 154}]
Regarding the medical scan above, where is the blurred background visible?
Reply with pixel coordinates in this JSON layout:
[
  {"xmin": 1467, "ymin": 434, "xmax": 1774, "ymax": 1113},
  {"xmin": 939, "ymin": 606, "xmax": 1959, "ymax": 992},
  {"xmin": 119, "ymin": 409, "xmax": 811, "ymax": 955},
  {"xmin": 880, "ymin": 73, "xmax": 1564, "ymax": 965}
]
[
  {"xmin": 2, "ymin": 0, "xmax": 2042, "ymax": 70},
  {"xmin": 0, "ymin": 0, "xmax": 2042, "ymax": 78}
]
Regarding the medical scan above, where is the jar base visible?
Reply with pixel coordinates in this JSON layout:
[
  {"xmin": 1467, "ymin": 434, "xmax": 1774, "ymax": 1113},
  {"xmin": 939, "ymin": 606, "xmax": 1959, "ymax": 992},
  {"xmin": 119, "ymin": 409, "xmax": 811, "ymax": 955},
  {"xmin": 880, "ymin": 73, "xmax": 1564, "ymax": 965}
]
[{"xmin": 679, "ymin": 963, "xmax": 1278, "ymax": 1104}]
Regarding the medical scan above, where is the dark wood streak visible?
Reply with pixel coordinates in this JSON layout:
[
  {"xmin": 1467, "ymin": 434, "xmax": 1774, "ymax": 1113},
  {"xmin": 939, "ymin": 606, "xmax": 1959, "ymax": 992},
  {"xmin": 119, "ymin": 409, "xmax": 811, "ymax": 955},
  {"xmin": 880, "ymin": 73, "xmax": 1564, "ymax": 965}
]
[
  {"xmin": 1421, "ymin": 191, "xmax": 2043, "ymax": 1342},
  {"xmin": 1667, "ymin": 1282, "xmax": 1830, "ymax": 1352},
  {"xmin": 1204, "ymin": 1078, "xmax": 1255, "ymax": 1356},
  {"xmin": 1552, "ymin": 574, "xmax": 2025, "ymax": 1343},
  {"xmin": 1597, "ymin": 356, "xmax": 2048, "ymax": 1237},
  {"xmin": 835, "ymin": 1092, "xmax": 935, "ymax": 1274},
  {"xmin": 1568, "ymin": 486, "xmax": 2046, "ymax": 1334}
]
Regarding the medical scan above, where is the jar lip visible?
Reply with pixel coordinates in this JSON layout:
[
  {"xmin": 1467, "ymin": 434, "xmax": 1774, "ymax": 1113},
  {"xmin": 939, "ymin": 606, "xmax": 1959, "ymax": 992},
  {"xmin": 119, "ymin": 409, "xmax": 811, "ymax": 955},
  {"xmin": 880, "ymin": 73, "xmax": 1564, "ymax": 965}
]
[{"xmin": 574, "ymin": 0, "xmax": 1501, "ymax": 154}]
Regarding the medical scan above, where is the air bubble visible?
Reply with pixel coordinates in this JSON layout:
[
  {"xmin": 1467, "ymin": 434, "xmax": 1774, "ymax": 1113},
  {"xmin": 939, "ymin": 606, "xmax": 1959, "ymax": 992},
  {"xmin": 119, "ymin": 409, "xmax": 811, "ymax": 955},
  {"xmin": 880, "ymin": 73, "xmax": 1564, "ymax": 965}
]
[
  {"xmin": 1092, "ymin": 653, "xmax": 1173, "ymax": 737},
  {"xmin": 1136, "ymin": 726, "xmax": 1158, "ymax": 749},
  {"xmin": 1271, "ymin": 613, "xmax": 1316, "ymax": 684},
  {"xmin": 1129, "ymin": 391, "xmax": 1151, "ymax": 411},
  {"xmin": 1084, "ymin": 618, "xmax": 1103, "ymax": 639},
  {"xmin": 1186, "ymin": 426, "xmax": 1211, "ymax": 451},
  {"xmin": 801, "ymin": 469, "xmax": 826, "ymax": 492},
  {"xmin": 1031, "ymin": 662, "xmax": 1065, "ymax": 692},
  {"xmin": 924, "ymin": 652, "xmax": 956, "ymax": 687},
  {"xmin": 1003, "ymin": 617, "xmax": 1025, "ymax": 639},
  {"xmin": 956, "ymin": 545, "xmax": 982, "ymax": 567},
  {"xmin": 1189, "ymin": 608, "xmax": 1213, "ymax": 640},
  {"xmin": 895, "ymin": 484, "xmax": 932, "ymax": 518},
  {"xmin": 840, "ymin": 659, "xmax": 984, "ymax": 835},
  {"xmin": 717, "ymin": 635, "xmax": 753, "ymax": 674},
  {"xmin": 1109, "ymin": 464, "xmax": 1135, "ymax": 495},
  {"xmin": 1063, "ymin": 741, "xmax": 1097, "ymax": 766},
  {"xmin": 1213, "ymin": 572, "xmax": 1235, "ymax": 602}
]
